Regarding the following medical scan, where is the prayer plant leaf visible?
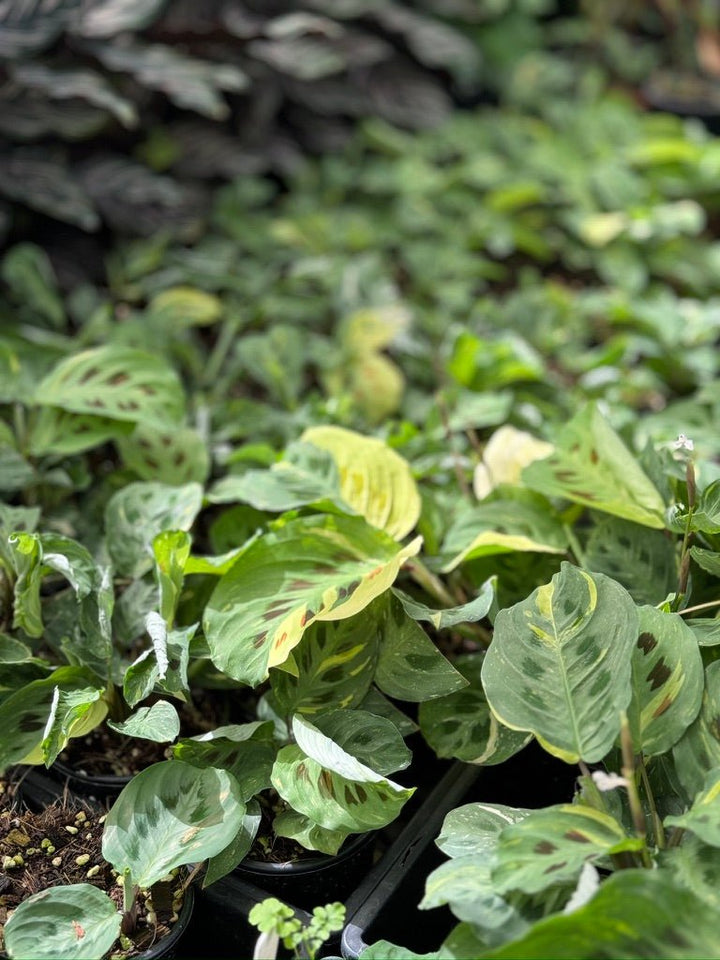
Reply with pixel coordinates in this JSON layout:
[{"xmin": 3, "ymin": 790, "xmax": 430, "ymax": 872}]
[
  {"xmin": 440, "ymin": 498, "xmax": 567, "ymax": 571},
  {"xmin": 106, "ymin": 700, "xmax": 180, "ymax": 743},
  {"xmin": 478, "ymin": 869, "xmax": 720, "ymax": 959},
  {"xmin": 270, "ymin": 614, "xmax": 379, "ymax": 716},
  {"xmin": 0, "ymin": 667, "xmax": 105, "ymax": 772},
  {"xmin": 419, "ymin": 654, "xmax": 531, "ymax": 764},
  {"xmin": 310, "ymin": 709, "xmax": 411, "ymax": 776},
  {"xmin": 203, "ymin": 798, "xmax": 262, "ymax": 887},
  {"xmin": 300, "ymin": 425, "xmax": 422, "ymax": 539},
  {"xmin": 34, "ymin": 345, "xmax": 186, "ymax": 430},
  {"xmin": 4, "ymin": 883, "xmax": 121, "ymax": 960},
  {"xmin": 102, "ymin": 760, "xmax": 246, "ymax": 889},
  {"xmin": 375, "ymin": 594, "xmax": 467, "ymax": 702},
  {"xmin": 393, "ymin": 576, "xmax": 495, "ymax": 629},
  {"xmin": 522, "ymin": 404, "xmax": 666, "ymax": 528},
  {"xmin": 28, "ymin": 407, "xmax": 133, "ymax": 457},
  {"xmin": 436, "ymin": 802, "xmax": 533, "ymax": 859},
  {"xmin": 273, "ymin": 810, "xmax": 348, "ymax": 856},
  {"xmin": 629, "ymin": 606, "xmax": 704, "ymax": 756},
  {"xmin": 153, "ymin": 530, "xmax": 191, "ymax": 625},
  {"xmin": 172, "ymin": 722, "xmax": 276, "ymax": 802},
  {"xmin": 584, "ymin": 516, "xmax": 677, "ymax": 606},
  {"xmin": 672, "ymin": 660, "xmax": 720, "ymax": 799},
  {"xmin": 492, "ymin": 805, "xmax": 632, "ymax": 895},
  {"xmin": 666, "ymin": 767, "xmax": 720, "ymax": 846},
  {"xmin": 482, "ymin": 563, "xmax": 638, "ymax": 763},
  {"xmin": 117, "ymin": 422, "xmax": 210, "ymax": 485},
  {"xmin": 271, "ymin": 716, "xmax": 413, "ymax": 842},
  {"xmin": 123, "ymin": 622, "xmax": 195, "ymax": 707},
  {"xmin": 105, "ymin": 481, "xmax": 203, "ymax": 578},
  {"xmin": 203, "ymin": 514, "xmax": 422, "ymax": 686}
]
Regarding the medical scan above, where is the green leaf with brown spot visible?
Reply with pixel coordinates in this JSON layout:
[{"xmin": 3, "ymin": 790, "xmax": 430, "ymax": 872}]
[
  {"xmin": 522, "ymin": 404, "xmax": 666, "ymax": 528},
  {"xmin": 300, "ymin": 425, "xmax": 421, "ymax": 539},
  {"xmin": 629, "ymin": 606, "xmax": 704, "ymax": 756},
  {"xmin": 102, "ymin": 760, "xmax": 246, "ymax": 888},
  {"xmin": 270, "ymin": 613, "xmax": 379, "ymax": 715},
  {"xmin": 491, "ymin": 805, "xmax": 631, "ymax": 895},
  {"xmin": 482, "ymin": 563, "xmax": 637, "ymax": 763},
  {"xmin": 203, "ymin": 514, "xmax": 421, "ymax": 686},
  {"xmin": 419, "ymin": 654, "xmax": 531, "ymax": 764},
  {"xmin": 666, "ymin": 768, "xmax": 720, "ymax": 846},
  {"xmin": 117, "ymin": 422, "xmax": 210, "ymax": 484},
  {"xmin": 270, "ymin": 714, "xmax": 414, "ymax": 844},
  {"xmin": 34, "ymin": 345, "xmax": 185, "ymax": 429}
]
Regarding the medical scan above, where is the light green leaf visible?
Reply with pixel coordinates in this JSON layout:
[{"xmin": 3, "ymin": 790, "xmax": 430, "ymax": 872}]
[
  {"xmin": 666, "ymin": 768, "xmax": 720, "ymax": 846},
  {"xmin": 419, "ymin": 655, "xmax": 530, "ymax": 764},
  {"xmin": 0, "ymin": 667, "xmax": 105, "ymax": 772},
  {"xmin": 207, "ymin": 441, "xmax": 343, "ymax": 512},
  {"xmin": 203, "ymin": 514, "xmax": 421, "ymax": 686},
  {"xmin": 375, "ymin": 594, "xmax": 467, "ymax": 702},
  {"xmin": 123, "ymin": 622, "xmax": 195, "ymax": 707},
  {"xmin": 105, "ymin": 481, "xmax": 203, "ymax": 578},
  {"xmin": 629, "ymin": 606, "xmax": 704, "ymax": 756},
  {"xmin": 394, "ymin": 576, "xmax": 495, "ymax": 629},
  {"xmin": 689, "ymin": 546, "xmax": 720, "ymax": 577},
  {"xmin": 0, "ymin": 502, "xmax": 39, "ymax": 573},
  {"xmin": 436, "ymin": 803, "xmax": 533, "ymax": 859},
  {"xmin": 492, "ymin": 805, "xmax": 630, "ymax": 895},
  {"xmin": 358, "ymin": 686, "xmax": 418, "ymax": 736},
  {"xmin": 672, "ymin": 661, "xmax": 720, "ymax": 798},
  {"xmin": 28, "ymin": 408, "xmax": 133, "ymax": 456},
  {"xmin": 34, "ymin": 345, "xmax": 185, "ymax": 429},
  {"xmin": 39, "ymin": 683, "xmax": 105, "ymax": 767},
  {"xmin": 107, "ymin": 701, "xmax": 180, "ymax": 743},
  {"xmin": 153, "ymin": 530, "xmax": 191, "ymax": 625},
  {"xmin": 1, "ymin": 242, "xmax": 64, "ymax": 327},
  {"xmin": 148, "ymin": 286, "xmax": 223, "ymax": 326},
  {"xmin": 0, "ymin": 445, "xmax": 36, "ymax": 493},
  {"xmin": 482, "ymin": 563, "xmax": 638, "ymax": 763},
  {"xmin": 4, "ymin": 884, "xmax": 120, "ymax": 960},
  {"xmin": 102, "ymin": 760, "xmax": 246, "ymax": 888},
  {"xmin": 273, "ymin": 809, "xmax": 348, "ymax": 856},
  {"xmin": 670, "ymin": 481, "xmax": 720, "ymax": 535},
  {"xmin": 522, "ymin": 404, "xmax": 666, "ymax": 528},
  {"xmin": 479, "ymin": 869, "xmax": 720, "ymax": 959},
  {"xmin": 270, "ymin": 614, "xmax": 379, "ymax": 716},
  {"xmin": 441, "ymin": 499, "xmax": 567, "ymax": 571},
  {"xmin": 300, "ymin": 425, "xmax": 422, "ymax": 539}
]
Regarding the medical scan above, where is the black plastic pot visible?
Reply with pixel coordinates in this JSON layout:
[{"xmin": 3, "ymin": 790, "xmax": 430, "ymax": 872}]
[
  {"xmin": 17, "ymin": 762, "xmax": 130, "ymax": 810},
  {"xmin": 139, "ymin": 883, "xmax": 195, "ymax": 960}
]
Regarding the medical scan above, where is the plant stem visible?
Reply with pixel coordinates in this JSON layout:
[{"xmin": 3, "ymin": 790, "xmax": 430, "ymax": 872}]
[
  {"xmin": 620, "ymin": 716, "xmax": 652, "ymax": 867},
  {"xmin": 678, "ymin": 597, "xmax": 720, "ymax": 616},
  {"xmin": 638, "ymin": 757, "xmax": 665, "ymax": 850},
  {"xmin": 435, "ymin": 391, "xmax": 472, "ymax": 501},
  {"xmin": 404, "ymin": 559, "xmax": 492, "ymax": 647},
  {"xmin": 563, "ymin": 524, "xmax": 586, "ymax": 568},
  {"xmin": 674, "ymin": 460, "xmax": 696, "ymax": 610},
  {"xmin": 203, "ymin": 313, "xmax": 243, "ymax": 391}
]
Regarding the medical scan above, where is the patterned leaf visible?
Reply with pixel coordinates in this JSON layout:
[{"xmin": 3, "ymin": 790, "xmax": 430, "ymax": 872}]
[
  {"xmin": 172, "ymin": 723, "xmax": 276, "ymax": 802},
  {"xmin": 104, "ymin": 481, "xmax": 203, "ymax": 578},
  {"xmin": 666, "ymin": 768, "xmax": 720, "ymax": 847},
  {"xmin": 35, "ymin": 345, "xmax": 186, "ymax": 429},
  {"xmin": 0, "ymin": 0, "xmax": 81, "ymax": 59},
  {"xmin": 482, "ymin": 563, "xmax": 638, "ymax": 763},
  {"xmin": 203, "ymin": 514, "xmax": 421, "ymax": 686},
  {"xmin": 4, "ymin": 884, "xmax": 121, "ymax": 960},
  {"xmin": 300, "ymin": 425, "xmax": 421, "ymax": 539},
  {"xmin": 673, "ymin": 661, "xmax": 720, "ymax": 798},
  {"xmin": 102, "ymin": 760, "xmax": 246, "ymax": 888},
  {"xmin": 117, "ymin": 422, "xmax": 210, "ymax": 485},
  {"xmin": 584, "ymin": 517, "xmax": 677, "ymax": 606},
  {"xmin": 375, "ymin": 594, "xmax": 467, "ymax": 702},
  {"xmin": 393, "ymin": 576, "xmax": 495, "ymax": 629},
  {"xmin": 629, "ymin": 606, "xmax": 704, "ymax": 756},
  {"xmin": 441, "ymin": 498, "xmax": 567, "ymax": 572},
  {"xmin": 311, "ymin": 709, "xmax": 411, "ymax": 776},
  {"xmin": 436, "ymin": 803, "xmax": 533, "ymax": 860},
  {"xmin": 204, "ymin": 799, "xmax": 261, "ymax": 886},
  {"xmin": 270, "ymin": 715, "xmax": 413, "ymax": 841},
  {"xmin": 1, "ymin": 242, "xmax": 64, "ymax": 328},
  {"xmin": 123, "ymin": 623, "xmax": 195, "ymax": 706},
  {"xmin": 479, "ymin": 869, "xmax": 720, "ymax": 959},
  {"xmin": 107, "ymin": 700, "xmax": 180, "ymax": 743},
  {"xmin": 492, "ymin": 805, "xmax": 631, "ymax": 895},
  {"xmin": 10, "ymin": 63, "xmax": 137, "ymax": 127},
  {"xmin": 273, "ymin": 810, "xmax": 348, "ymax": 856},
  {"xmin": 270, "ymin": 614, "xmax": 379, "ymax": 715},
  {"xmin": 29, "ymin": 407, "xmax": 133, "ymax": 456},
  {"xmin": 0, "ymin": 147, "xmax": 99, "ymax": 230},
  {"xmin": 419, "ymin": 654, "xmax": 530, "ymax": 764},
  {"xmin": 72, "ymin": 0, "xmax": 167, "ymax": 37},
  {"xmin": 522, "ymin": 404, "xmax": 666, "ymax": 528}
]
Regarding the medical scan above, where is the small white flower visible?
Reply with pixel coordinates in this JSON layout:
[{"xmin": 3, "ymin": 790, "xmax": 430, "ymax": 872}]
[
  {"xmin": 591, "ymin": 770, "xmax": 628, "ymax": 792},
  {"xmin": 672, "ymin": 434, "xmax": 694, "ymax": 452}
]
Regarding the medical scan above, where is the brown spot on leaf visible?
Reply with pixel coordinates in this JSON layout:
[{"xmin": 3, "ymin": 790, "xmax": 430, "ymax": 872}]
[
  {"xmin": 637, "ymin": 632, "xmax": 657, "ymax": 655},
  {"xmin": 72, "ymin": 921, "xmax": 85, "ymax": 940},
  {"xmin": 589, "ymin": 448, "xmax": 599, "ymax": 464},
  {"xmin": 107, "ymin": 372, "xmax": 129, "ymax": 386},
  {"xmin": 318, "ymin": 770, "xmax": 334, "ymax": 799},
  {"xmin": 564, "ymin": 829, "xmax": 591, "ymax": 843},
  {"xmin": 652, "ymin": 695, "xmax": 673, "ymax": 718},
  {"xmin": 252, "ymin": 631, "xmax": 268, "ymax": 649},
  {"xmin": 544, "ymin": 860, "xmax": 568, "ymax": 874},
  {"xmin": 647, "ymin": 659, "xmax": 671, "ymax": 691},
  {"xmin": 534, "ymin": 840, "xmax": 557, "ymax": 854}
]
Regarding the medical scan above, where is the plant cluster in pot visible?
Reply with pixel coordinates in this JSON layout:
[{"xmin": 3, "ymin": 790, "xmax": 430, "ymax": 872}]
[
  {"xmin": 345, "ymin": 410, "xmax": 720, "ymax": 959},
  {"xmin": 0, "ymin": 759, "xmax": 245, "ymax": 959}
]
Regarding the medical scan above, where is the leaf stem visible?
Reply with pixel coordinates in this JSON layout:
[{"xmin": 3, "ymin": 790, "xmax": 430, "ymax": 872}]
[
  {"xmin": 620, "ymin": 716, "xmax": 652, "ymax": 867},
  {"xmin": 678, "ymin": 597, "xmax": 720, "ymax": 616},
  {"xmin": 638, "ymin": 757, "xmax": 665, "ymax": 850}
]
